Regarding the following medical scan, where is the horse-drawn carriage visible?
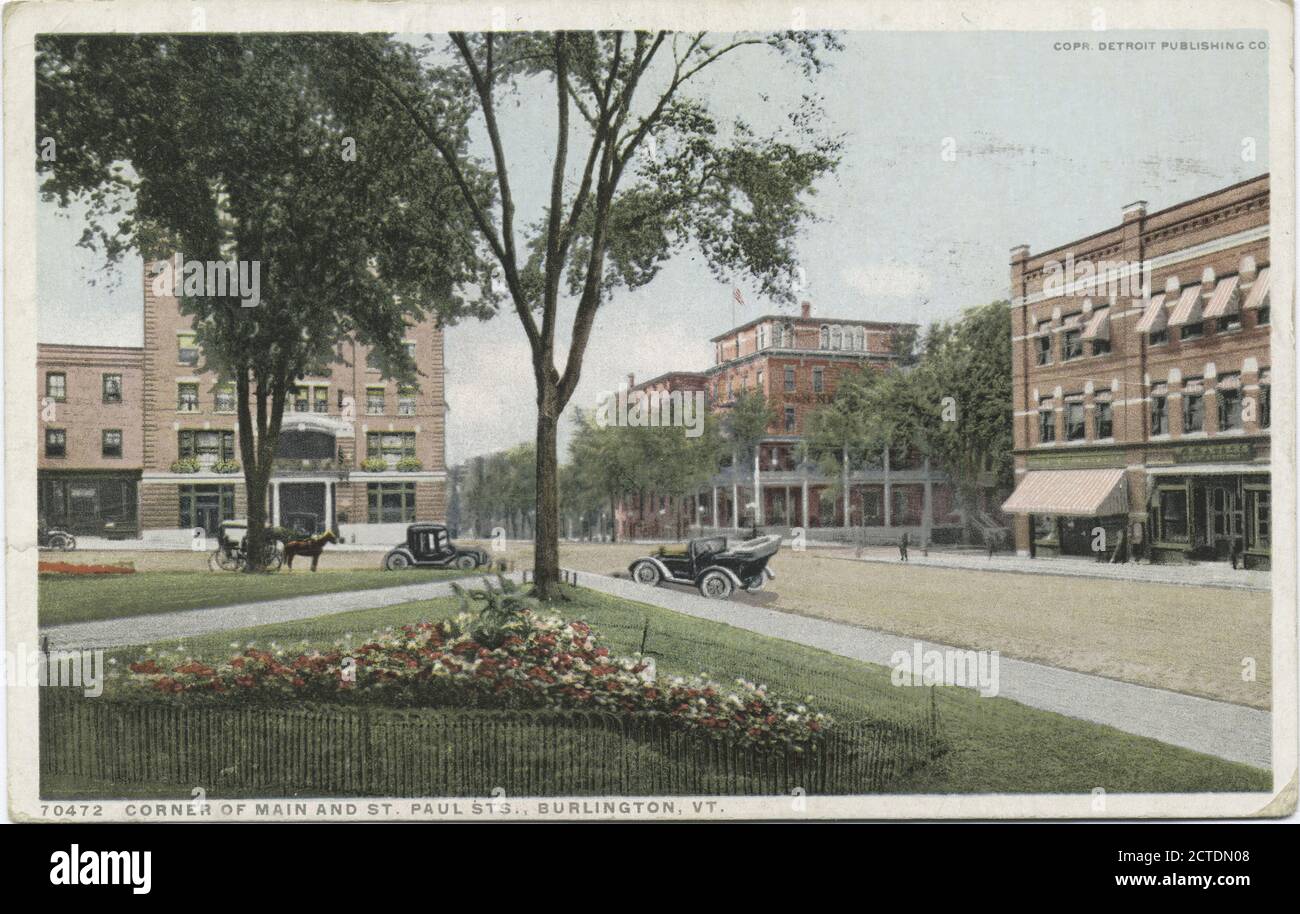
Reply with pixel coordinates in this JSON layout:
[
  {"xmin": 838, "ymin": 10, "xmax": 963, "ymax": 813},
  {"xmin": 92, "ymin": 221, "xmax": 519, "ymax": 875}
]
[{"xmin": 208, "ymin": 520, "xmax": 283, "ymax": 572}]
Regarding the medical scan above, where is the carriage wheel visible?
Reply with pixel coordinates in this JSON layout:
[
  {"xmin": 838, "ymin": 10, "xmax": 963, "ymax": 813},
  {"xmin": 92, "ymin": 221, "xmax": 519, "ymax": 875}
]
[
  {"xmin": 262, "ymin": 544, "xmax": 283, "ymax": 571},
  {"xmin": 210, "ymin": 549, "xmax": 241, "ymax": 572}
]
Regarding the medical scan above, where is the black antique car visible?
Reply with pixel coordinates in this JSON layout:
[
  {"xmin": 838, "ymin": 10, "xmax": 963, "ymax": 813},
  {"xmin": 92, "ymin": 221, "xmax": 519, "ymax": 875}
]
[
  {"xmin": 628, "ymin": 534, "xmax": 779, "ymax": 599},
  {"xmin": 382, "ymin": 523, "xmax": 489, "ymax": 571}
]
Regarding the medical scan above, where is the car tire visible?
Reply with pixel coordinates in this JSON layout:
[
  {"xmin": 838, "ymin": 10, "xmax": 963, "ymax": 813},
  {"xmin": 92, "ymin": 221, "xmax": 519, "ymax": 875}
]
[
  {"xmin": 630, "ymin": 560, "xmax": 662, "ymax": 587},
  {"xmin": 697, "ymin": 569, "xmax": 734, "ymax": 600},
  {"xmin": 455, "ymin": 553, "xmax": 477, "ymax": 571},
  {"xmin": 384, "ymin": 550, "xmax": 411, "ymax": 571}
]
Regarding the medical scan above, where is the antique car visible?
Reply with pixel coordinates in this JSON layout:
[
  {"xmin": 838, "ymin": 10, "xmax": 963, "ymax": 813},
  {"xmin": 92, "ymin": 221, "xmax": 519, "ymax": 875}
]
[
  {"xmin": 382, "ymin": 523, "xmax": 489, "ymax": 571},
  {"xmin": 628, "ymin": 534, "xmax": 779, "ymax": 599}
]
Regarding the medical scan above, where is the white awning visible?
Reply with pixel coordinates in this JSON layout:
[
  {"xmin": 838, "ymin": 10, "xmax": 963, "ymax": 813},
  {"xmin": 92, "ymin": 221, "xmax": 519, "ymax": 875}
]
[
  {"xmin": 1167, "ymin": 284, "xmax": 1203, "ymax": 327},
  {"xmin": 1133, "ymin": 294, "xmax": 1168, "ymax": 333},
  {"xmin": 1243, "ymin": 267, "xmax": 1270, "ymax": 309},
  {"xmin": 1081, "ymin": 307, "xmax": 1111, "ymax": 341},
  {"xmin": 1001, "ymin": 468, "xmax": 1129, "ymax": 517},
  {"xmin": 1202, "ymin": 274, "xmax": 1240, "ymax": 319}
]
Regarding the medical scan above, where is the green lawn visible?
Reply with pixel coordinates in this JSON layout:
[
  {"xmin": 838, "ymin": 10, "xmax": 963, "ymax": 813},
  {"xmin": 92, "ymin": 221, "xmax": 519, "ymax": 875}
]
[
  {"xmin": 82, "ymin": 585, "xmax": 1269, "ymax": 796},
  {"xmin": 39, "ymin": 568, "xmax": 471, "ymax": 627}
]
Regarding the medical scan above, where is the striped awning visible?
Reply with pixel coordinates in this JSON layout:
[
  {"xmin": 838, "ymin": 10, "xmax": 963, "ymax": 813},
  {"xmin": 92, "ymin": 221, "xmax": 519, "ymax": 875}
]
[
  {"xmin": 1202, "ymin": 275, "xmax": 1240, "ymax": 319},
  {"xmin": 1244, "ymin": 267, "xmax": 1270, "ymax": 309},
  {"xmin": 1167, "ymin": 284, "xmax": 1203, "ymax": 327},
  {"xmin": 1081, "ymin": 307, "xmax": 1111, "ymax": 341},
  {"xmin": 1133, "ymin": 294, "xmax": 1167, "ymax": 333},
  {"xmin": 1002, "ymin": 468, "xmax": 1129, "ymax": 517}
]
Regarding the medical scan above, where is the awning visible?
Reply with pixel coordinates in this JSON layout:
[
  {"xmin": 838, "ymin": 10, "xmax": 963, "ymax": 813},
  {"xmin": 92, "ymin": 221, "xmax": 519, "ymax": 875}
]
[
  {"xmin": 1081, "ymin": 307, "xmax": 1110, "ymax": 341},
  {"xmin": 1133, "ymin": 294, "xmax": 1168, "ymax": 333},
  {"xmin": 1201, "ymin": 274, "xmax": 1240, "ymax": 319},
  {"xmin": 1001, "ymin": 468, "xmax": 1129, "ymax": 517},
  {"xmin": 1167, "ymin": 284, "xmax": 1203, "ymax": 327},
  {"xmin": 1243, "ymin": 267, "xmax": 1270, "ymax": 309}
]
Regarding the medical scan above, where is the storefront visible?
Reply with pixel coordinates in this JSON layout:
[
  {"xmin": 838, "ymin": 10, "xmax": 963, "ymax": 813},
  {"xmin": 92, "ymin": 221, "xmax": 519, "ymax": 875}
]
[
  {"xmin": 38, "ymin": 470, "xmax": 141, "ymax": 538},
  {"xmin": 1146, "ymin": 445, "xmax": 1270, "ymax": 568},
  {"xmin": 1002, "ymin": 467, "xmax": 1130, "ymax": 559}
]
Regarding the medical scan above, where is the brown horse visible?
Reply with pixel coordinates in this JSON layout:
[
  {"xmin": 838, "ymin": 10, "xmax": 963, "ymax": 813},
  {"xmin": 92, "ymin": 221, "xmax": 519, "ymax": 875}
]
[{"xmin": 284, "ymin": 530, "xmax": 337, "ymax": 571}]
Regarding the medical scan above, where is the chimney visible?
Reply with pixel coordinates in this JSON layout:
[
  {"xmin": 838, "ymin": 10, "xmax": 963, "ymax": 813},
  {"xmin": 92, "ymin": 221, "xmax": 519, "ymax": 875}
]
[
  {"xmin": 626, "ymin": 373, "xmax": 635, "ymax": 389},
  {"xmin": 800, "ymin": 300, "xmax": 812, "ymax": 319}
]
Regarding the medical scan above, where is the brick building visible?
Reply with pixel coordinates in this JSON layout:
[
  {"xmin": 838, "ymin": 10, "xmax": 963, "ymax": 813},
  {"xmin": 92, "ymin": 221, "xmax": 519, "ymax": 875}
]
[
  {"xmin": 1004, "ymin": 174, "xmax": 1272, "ymax": 567},
  {"xmin": 616, "ymin": 302, "xmax": 959, "ymax": 541},
  {"xmin": 38, "ymin": 260, "xmax": 449, "ymax": 544}
]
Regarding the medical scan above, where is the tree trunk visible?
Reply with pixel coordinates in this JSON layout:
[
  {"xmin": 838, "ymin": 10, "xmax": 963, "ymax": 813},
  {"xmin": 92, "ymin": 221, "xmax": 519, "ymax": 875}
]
[
  {"xmin": 533, "ymin": 393, "xmax": 562, "ymax": 599},
  {"xmin": 753, "ymin": 449, "xmax": 763, "ymax": 526}
]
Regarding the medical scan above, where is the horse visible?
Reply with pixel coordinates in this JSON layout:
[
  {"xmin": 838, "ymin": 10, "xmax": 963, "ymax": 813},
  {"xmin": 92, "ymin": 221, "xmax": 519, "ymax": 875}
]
[{"xmin": 283, "ymin": 529, "xmax": 338, "ymax": 571}]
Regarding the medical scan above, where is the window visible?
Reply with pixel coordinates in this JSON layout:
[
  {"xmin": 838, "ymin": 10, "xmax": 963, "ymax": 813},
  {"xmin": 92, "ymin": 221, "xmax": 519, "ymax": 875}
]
[
  {"xmin": 293, "ymin": 386, "xmax": 310, "ymax": 412},
  {"xmin": 102, "ymin": 429, "xmax": 123, "ymax": 458},
  {"xmin": 755, "ymin": 369, "xmax": 764, "ymax": 391},
  {"xmin": 1095, "ymin": 400, "xmax": 1114, "ymax": 439},
  {"xmin": 177, "ymin": 382, "xmax": 199, "ymax": 412},
  {"xmin": 819, "ymin": 325, "xmax": 829, "ymax": 349},
  {"xmin": 366, "ymin": 432, "xmax": 416, "ymax": 463},
  {"xmin": 757, "ymin": 325, "xmax": 769, "ymax": 349},
  {"xmin": 1180, "ymin": 321, "xmax": 1204, "ymax": 341},
  {"xmin": 1217, "ymin": 315, "xmax": 1241, "ymax": 333},
  {"xmin": 784, "ymin": 407, "xmax": 796, "ymax": 433},
  {"xmin": 404, "ymin": 341, "xmax": 417, "ymax": 360},
  {"xmin": 1038, "ymin": 401, "xmax": 1055, "ymax": 444},
  {"xmin": 784, "ymin": 366, "xmax": 795, "ymax": 392},
  {"xmin": 1091, "ymin": 336, "xmax": 1111, "ymax": 357},
  {"xmin": 179, "ymin": 485, "xmax": 235, "ymax": 529},
  {"xmin": 1036, "ymin": 322, "xmax": 1051, "ymax": 365},
  {"xmin": 1217, "ymin": 385, "xmax": 1243, "ymax": 431},
  {"xmin": 830, "ymin": 327, "xmax": 842, "ymax": 350},
  {"xmin": 368, "ymin": 482, "xmax": 417, "ymax": 524},
  {"xmin": 1182, "ymin": 388, "xmax": 1204, "ymax": 433},
  {"xmin": 1261, "ymin": 384, "xmax": 1271, "ymax": 429},
  {"xmin": 1150, "ymin": 395, "xmax": 1169, "ymax": 435},
  {"xmin": 214, "ymin": 383, "xmax": 236, "ymax": 413},
  {"xmin": 102, "ymin": 373, "xmax": 122, "ymax": 403},
  {"xmin": 365, "ymin": 350, "xmax": 381, "ymax": 371},
  {"xmin": 1065, "ymin": 401, "xmax": 1085, "ymax": 441},
  {"xmin": 812, "ymin": 367, "xmax": 824, "ymax": 393},
  {"xmin": 44, "ymin": 428, "xmax": 66, "ymax": 458},
  {"xmin": 397, "ymin": 385, "xmax": 417, "ymax": 417},
  {"xmin": 1257, "ymin": 304, "xmax": 1270, "ymax": 326},
  {"xmin": 1247, "ymin": 489, "xmax": 1271, "ymax": 551},
  {"xmin": 366, "ymin": 387, "xmax": 386, "ymax": 415},
  {"xmin": 178, "ymin": 332, "xmax": 199, "ymax": 365},
  {"xmin": 1148, "ymin": 327, "xmax": 1168, "ymax": 346},
  {"xmin": 1156, "ymin": 488, "xmax": 1189, "ymax": 543},
  {"xmin": 1063, "ymin": 328, "xmax": 1083, "ymax": 360},
  {"xmin": 45, "ymin": 372, "xmax": 66, "ymax": 401},
  {"xmin": 179, "ymin": 429, "xmax": 235, "ymax": 463}
]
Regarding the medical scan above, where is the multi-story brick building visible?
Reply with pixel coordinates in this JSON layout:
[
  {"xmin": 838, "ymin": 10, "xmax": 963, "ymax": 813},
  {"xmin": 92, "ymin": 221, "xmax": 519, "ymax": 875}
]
[
  {"xmin": 37, "ymin": 344, "xmax": 145, "ymax": 537},
  {"xmin": 1004, "ymin": 174, "xmax": 1272, "ymax": 567},
  {"xmin": 38, "ymin": 261, "xmax": 450, "ymax": 544},
  {"xmin": 617, "ymin": 301, "xmax": 959, "ymax": 541}
]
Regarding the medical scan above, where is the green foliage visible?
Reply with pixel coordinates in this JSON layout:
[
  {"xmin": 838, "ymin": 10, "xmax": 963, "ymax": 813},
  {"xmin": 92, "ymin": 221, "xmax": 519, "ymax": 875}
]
[
  {"xmin": 360, "ymin": 457, "xmax": 389, "ymax": 473},
  {"xmin": 211, "ymin": 459, "xmax": 241, "ymax": 475},
  {"xmin": 395, "ymin": 456, "xmax": 424, "ymax": 472},
  {"xmin": 169, "ymin": 458, "xmax": 201, "ymax": 474},
  {"xmin": 725, "ymin": 389, "xmax": 776, "ymax": 459},
  {"xmin": 452, "ymin": 575, "xmax": 540, "ymax": 650}
]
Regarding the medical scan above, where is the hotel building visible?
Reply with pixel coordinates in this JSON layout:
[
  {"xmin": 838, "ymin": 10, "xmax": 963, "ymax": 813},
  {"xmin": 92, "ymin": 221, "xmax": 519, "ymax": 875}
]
[{"xmin": 1004, "ymin": 175, "xmax": 1272, "ymax": 567}]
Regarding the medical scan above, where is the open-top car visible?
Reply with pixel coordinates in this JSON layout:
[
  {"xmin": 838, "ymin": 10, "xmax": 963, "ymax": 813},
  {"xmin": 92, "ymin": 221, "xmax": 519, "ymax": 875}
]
[
  {"xmin": 628, "ymin": 534, "xmax": 779, "ymax": 599},
  {"xmin": 383, "ymin": 523, "xmax": 489, "ymax": 571}
]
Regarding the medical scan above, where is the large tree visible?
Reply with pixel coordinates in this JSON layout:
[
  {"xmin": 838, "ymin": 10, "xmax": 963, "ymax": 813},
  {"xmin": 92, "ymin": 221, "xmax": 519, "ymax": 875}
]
[
  {"xmin": 37, "ymin": 35, "xmax": 488, "ymax": 567},
  {"xmin": 346, "ymin": 31, "xmax": 841, "ymax": 595}
]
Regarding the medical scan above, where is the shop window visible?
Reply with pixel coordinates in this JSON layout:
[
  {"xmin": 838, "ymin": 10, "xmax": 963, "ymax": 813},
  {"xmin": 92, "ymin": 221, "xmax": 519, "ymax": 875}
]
[
  {"xmin": 102, "ymin": 429, "xmax": 123, "ymax": 459},
  {"xmin": 368, "ymin": 482, "xmax": 417, "ymax": 523},
  {"xmin": 1150, "ymin": 395, "xmax": 1169, "ymax": 436},
  {"xmin": 1182, "ymin": 390, "xmax": 1204, "ymax": 433},
  {"xmin": 1156, "ymin": 488, "xmax": 1189, "ymax": 543},
  {"xmin": 46, "ymin": 372, "xmax": 66, "ymax": 401},
  {"xmin": 1065, "ymin": 401, "xmax": 1085, "ymax": 441},
  {"xmin": 1095, "ymin": 401, "xmax": 1113, "ymax": 439},
  {"xmin": 45, "ymin": 428, "xmax": 66, "ymax": 458},
  {"xmin": 102, "ymin": 373, "xmax": 122, "ymax": 403},
  {"xmin": 1247, "ymin": 489, "xmax": 1271, "ymax": 551},
  {"xmin": 1038, "ymin": 402, "xmax": 1055, "ymax": 444},
  {"xmin": 1218, "ymin": 387, "xmax": 1243, "ymax": 431}
]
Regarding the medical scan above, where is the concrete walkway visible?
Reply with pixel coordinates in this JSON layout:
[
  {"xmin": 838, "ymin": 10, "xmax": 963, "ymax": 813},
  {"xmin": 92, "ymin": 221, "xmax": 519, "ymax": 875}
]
[
  {"xmin": 40, "ymin": 574, "xmax": 524, "ymax": 650},
  {"xmin": 821, "ymin": 546, "xmax": 1270, "ymax": 592},
  {"xmin": 570, "ymin": 570, "xmax": 1271, "ymax": 770}
]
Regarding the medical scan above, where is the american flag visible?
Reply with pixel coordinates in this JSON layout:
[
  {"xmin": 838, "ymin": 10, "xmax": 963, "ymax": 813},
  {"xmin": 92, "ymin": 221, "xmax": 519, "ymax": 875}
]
[{"xmin": 732, "ymin": 287, "xmax": 745, "ymax": 307}]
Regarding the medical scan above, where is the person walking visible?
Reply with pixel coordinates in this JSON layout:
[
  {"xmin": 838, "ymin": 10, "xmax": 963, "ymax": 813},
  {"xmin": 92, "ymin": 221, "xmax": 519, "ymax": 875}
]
[{"xmin": 899, "ymin": 532, "xmax": 909, "ymax": 563}]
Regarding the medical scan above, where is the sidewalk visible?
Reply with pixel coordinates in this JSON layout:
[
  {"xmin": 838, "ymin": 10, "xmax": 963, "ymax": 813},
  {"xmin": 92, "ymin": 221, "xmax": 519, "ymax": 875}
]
[
  {"xmin": 819, "ymin": 546, "xmax": 1270, "ymax": 592},
  {"xmin": 570, "ymin": 570, "xmax": 1271, "ymax": 770}
]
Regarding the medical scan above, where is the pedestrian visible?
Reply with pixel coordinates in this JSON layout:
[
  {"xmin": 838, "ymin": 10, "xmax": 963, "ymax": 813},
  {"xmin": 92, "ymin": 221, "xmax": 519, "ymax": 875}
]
[
  {"xmin": 1231, "ymin": 536, "xmax": 1243, "ymax": 570},
  {"xmin": 987, "ymin": 533, "xmax": 996, "ymax": 559},
  {"xmin": 899, "ymin": 532, "xmax": 909, "ymax": 563}
]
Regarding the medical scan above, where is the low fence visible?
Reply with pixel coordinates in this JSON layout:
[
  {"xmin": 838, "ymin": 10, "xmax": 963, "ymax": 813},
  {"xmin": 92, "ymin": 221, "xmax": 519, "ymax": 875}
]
[{"xmin": 40, "ymin": 688, "xmax": 944, "ymax": 797}]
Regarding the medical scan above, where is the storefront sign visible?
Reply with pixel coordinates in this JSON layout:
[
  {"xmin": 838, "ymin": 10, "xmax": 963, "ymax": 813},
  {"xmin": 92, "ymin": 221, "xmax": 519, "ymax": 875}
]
[
  {"xmin": 1170, "ymin": 441, "xmax": 1255, "ymax": 464},
  {"xmin": 1025, "ymin": 451, "xmax": 1125, "ymax": 470}
]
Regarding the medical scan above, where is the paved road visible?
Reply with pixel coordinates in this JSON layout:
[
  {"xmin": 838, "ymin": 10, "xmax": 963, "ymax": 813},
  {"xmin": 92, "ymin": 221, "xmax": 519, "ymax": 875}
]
[
  {"xmin": 41, "ymin": 567, "xmax": 1270, "ymax": 769},
  {"xmin": 571, "ymin": 570, "xmax": 1271, "ymax": 771},
  {"xmin": 40, "ymin": 574, "xmax": 523, "ymax": 650}
]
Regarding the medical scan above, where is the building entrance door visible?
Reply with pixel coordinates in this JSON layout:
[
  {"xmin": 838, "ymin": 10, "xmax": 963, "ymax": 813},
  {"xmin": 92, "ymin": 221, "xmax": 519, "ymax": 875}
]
[
  {"xmin": 1206, "ymin": 483, "xmax": 1243, "ymax": 558},
  {"xmin": 193, "ymin": 499, "xmax": 222, "ymax": 536}
]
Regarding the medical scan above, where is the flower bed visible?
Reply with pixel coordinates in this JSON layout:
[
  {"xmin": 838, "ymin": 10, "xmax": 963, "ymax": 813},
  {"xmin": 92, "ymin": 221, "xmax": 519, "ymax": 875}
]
[
  {"xmin": 39, "ymin": 561, "xmax": 135, "ymax": 576},
  {"xmin": 121, "ymin": 581, "xmax": 830, "ymax": 749}
]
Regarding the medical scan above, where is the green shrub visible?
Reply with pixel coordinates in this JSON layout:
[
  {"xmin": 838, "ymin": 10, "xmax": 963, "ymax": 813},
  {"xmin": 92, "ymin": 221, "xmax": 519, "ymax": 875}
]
[
  {"xmin": 360, "ymin": 457, "xmax": 388, "ymax": 473},
  {"xmin": 169, "ymin": 457, "xmax": 200, "ymax": 474},
  {"xmin": 212, "ymin": 459, "xmax": 241, "ymax": 474},
  {"xmin": 396, "ymin": 456, "xmax": 423, "ymax": 472}
]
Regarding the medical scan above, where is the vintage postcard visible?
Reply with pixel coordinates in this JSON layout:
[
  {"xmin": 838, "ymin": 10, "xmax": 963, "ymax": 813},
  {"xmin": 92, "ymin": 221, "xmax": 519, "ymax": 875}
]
[{"xmin": 3, "ymin": 0, "xmax": 1295, "ymax": 824}]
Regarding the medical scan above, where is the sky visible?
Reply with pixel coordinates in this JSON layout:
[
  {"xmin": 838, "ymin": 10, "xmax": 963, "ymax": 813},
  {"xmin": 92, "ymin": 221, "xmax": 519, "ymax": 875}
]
[{"xmin": 38, "ymin": 29, "xmax": 1269, "ymax": 464}]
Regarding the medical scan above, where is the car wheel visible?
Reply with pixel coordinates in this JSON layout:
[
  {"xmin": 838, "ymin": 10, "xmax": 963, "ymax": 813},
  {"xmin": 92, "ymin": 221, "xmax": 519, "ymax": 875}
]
[
  {"xmin": 697, "ymin": 569, "xmax": 734, "ymax": 600},
  {"xmin": 455, "ymin": 553, "xmax": 477, "ymax": 570},
  {"xmin": 384, "ymin": 551, "xmax": 411, "ymax": 571},
  {"xmin": 631, "ymin": 561, "xmax": 662, "ymax": 587}
]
